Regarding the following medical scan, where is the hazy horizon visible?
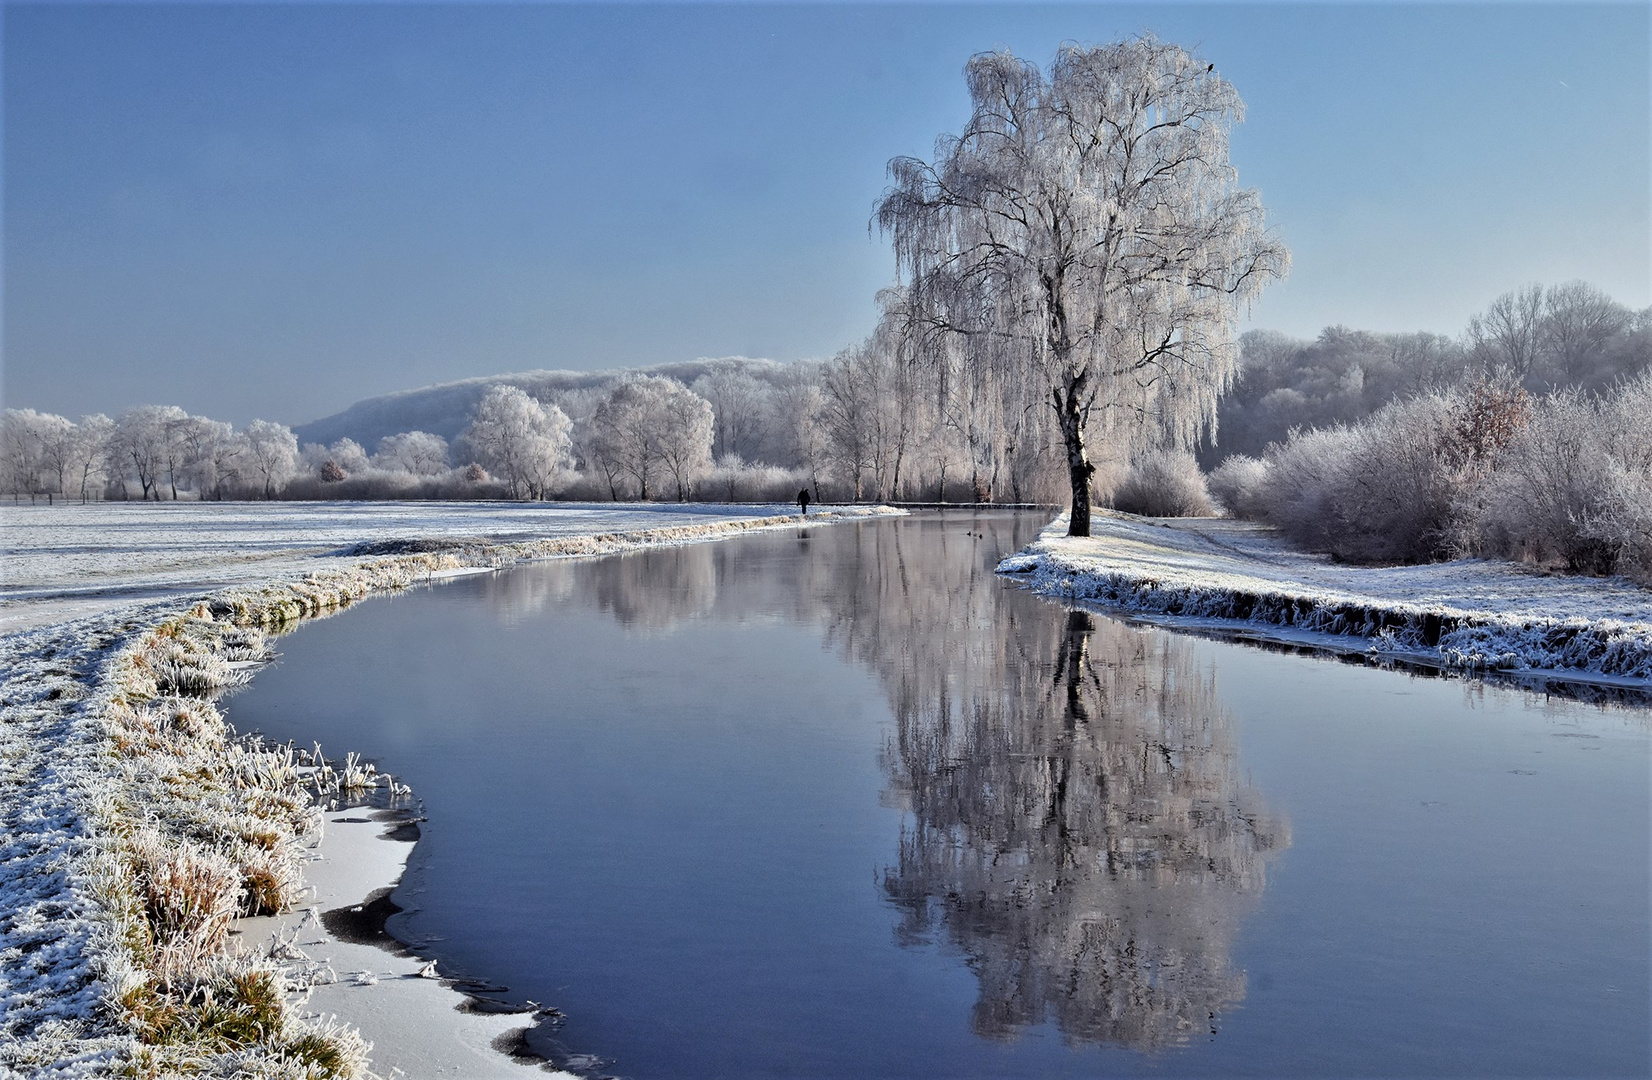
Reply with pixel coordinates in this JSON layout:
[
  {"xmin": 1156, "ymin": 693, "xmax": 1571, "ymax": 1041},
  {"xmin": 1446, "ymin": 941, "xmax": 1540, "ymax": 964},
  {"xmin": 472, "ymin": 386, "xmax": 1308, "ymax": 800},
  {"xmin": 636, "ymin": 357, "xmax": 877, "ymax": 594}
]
[{"xmin": 5, "ymin": 2, "xmax": 1648, "ymax": 427}]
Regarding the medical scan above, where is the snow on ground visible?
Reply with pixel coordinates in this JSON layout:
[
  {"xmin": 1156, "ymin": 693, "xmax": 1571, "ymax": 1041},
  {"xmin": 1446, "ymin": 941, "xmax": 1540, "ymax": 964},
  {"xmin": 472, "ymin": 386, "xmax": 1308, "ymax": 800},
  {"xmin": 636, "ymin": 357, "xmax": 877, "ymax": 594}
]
[
  {"xmin": 1001, "ymin": 511, "xmax": 1652, "ymax": 688},
  {"xmin": 0, "ymin": 617, "xmax": 133, "ymax": 1076},
  {"xmin": 0, "ymin": 501, "xmax": 814, "ymax": 632},
  {"xmin": 0, "ymin": 500, "xmax": 897, "ymax": 1078}
]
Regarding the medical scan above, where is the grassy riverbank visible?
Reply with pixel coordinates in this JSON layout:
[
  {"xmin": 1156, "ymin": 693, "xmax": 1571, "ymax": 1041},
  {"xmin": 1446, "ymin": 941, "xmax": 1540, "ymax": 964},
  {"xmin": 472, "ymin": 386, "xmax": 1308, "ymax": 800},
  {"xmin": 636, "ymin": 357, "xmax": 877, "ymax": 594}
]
[
  {"xmin": 1001, "ymin": 511, "xmax": 1652, "ymax": 689},
  {"xmin": 0, "ymin": 504, "xmax": 900, "ymax": 1077}
]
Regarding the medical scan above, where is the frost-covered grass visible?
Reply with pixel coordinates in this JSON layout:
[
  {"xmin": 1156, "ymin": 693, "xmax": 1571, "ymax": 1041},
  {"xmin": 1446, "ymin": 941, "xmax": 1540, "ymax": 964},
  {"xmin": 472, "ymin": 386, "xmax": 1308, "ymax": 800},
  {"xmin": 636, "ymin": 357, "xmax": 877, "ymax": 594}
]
[
  {"xmin": 1000, "ymin": 511, "xmax": 1652, "ymax": 687},
  {"xmin": 1, "ymin": 503, "xmax": 900, "ymax": 1077}
]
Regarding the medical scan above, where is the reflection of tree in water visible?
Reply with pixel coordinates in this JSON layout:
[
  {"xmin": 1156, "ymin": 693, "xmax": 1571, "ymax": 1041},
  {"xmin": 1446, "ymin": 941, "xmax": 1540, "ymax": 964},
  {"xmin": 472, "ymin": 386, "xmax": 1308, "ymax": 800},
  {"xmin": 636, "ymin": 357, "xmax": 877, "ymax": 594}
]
[
  {"xmin": 476, "ymin": 562, "xmax": 575, "ymax": 623},
  {"xmin": 483, "ymin": 544, "xmax": 720, "ymax": 631},
  {"xmin": 826, "ymin": 516, "xmax": 1288, "ymax": 1052},
  {"xmin": 576, "ymin": 545, "xmax": 720, "ymax": 631}
]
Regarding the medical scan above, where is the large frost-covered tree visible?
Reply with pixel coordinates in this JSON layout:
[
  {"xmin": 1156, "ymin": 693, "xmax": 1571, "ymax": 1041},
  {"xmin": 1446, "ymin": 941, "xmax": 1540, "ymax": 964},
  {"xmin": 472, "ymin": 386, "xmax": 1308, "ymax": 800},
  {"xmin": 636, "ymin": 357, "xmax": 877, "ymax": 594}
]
[
  {"xmin": 878, "ymin": 38, "xmax": 1287, "ymax": 535},
  {"xmin": 461, "ymin": 385, "xmax": 572, "ymax": 499},
  {"xmin": 691, "ymin": 371, "xmax": 774, "ymax": 462}
]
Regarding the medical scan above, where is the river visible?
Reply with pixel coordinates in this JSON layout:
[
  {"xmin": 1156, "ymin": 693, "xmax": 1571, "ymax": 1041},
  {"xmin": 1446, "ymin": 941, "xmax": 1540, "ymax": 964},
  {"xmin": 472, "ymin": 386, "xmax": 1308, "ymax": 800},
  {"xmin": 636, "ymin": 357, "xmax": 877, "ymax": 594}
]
[{"xmin": 226, "ymin": 510, "xmax": 1650, "ymax": 1077}]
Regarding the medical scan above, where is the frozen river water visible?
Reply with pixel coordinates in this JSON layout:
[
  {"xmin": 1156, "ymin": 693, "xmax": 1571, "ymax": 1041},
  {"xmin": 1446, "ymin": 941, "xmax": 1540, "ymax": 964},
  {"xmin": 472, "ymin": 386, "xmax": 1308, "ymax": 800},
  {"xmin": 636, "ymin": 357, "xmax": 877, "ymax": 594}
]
[{"xmin": 227, "ymin": 510, "xmax": 1650, "ymax": 1077}]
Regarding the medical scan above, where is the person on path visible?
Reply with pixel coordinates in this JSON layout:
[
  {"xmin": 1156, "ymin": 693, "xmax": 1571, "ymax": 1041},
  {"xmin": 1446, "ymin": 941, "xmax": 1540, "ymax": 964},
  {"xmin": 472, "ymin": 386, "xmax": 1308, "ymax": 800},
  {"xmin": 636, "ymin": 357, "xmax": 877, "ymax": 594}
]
[{"xmin": 797, "ymin": 488, "xmax": 811, "ymax": 518}]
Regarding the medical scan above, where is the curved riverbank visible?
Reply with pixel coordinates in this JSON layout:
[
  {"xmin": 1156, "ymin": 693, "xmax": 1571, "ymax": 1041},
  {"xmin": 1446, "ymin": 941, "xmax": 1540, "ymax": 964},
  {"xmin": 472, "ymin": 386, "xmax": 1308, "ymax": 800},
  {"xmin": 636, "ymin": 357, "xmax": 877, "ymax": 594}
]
[
  {"xmin": 0, "ymin": 504, "xmax": 899, "ymax": 1078},
  {"xmin": 1000, "ymin": 511, "xmax": 1652, "ymax": 693}
]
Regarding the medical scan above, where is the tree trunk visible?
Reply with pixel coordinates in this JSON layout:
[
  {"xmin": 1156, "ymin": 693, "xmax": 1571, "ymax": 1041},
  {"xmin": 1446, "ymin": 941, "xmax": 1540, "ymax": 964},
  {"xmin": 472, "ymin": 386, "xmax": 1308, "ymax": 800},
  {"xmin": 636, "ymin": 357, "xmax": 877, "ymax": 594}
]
[{"xmin": 1054, "ymin": 376, "xmax": 1094, "ymax": 537}]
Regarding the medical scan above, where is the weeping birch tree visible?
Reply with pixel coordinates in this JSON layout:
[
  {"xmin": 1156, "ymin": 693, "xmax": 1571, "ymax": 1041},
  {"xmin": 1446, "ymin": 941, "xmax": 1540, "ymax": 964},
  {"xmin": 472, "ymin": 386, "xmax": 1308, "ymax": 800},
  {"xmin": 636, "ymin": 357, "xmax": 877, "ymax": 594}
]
[{"xmin": 878, "ymin": 38, "xmax": 1287, "ymax": 535}]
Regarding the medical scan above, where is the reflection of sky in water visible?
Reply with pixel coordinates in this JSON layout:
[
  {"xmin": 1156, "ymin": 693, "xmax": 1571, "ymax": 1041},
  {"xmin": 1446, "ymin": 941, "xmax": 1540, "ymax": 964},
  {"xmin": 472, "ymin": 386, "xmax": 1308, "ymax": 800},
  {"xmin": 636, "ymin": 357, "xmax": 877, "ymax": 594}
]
[{"xmin": 232, "ymin": 512, "xmax": 1651, "ymax": 1079}]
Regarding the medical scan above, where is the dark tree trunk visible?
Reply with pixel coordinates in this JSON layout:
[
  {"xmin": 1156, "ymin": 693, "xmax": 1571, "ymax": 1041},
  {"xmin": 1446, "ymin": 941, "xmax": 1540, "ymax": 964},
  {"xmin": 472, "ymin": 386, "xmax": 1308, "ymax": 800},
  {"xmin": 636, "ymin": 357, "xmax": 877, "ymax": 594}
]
[{"xmin": 1054, "ymin": 374, "xmax": 1094, "ymax": 537}]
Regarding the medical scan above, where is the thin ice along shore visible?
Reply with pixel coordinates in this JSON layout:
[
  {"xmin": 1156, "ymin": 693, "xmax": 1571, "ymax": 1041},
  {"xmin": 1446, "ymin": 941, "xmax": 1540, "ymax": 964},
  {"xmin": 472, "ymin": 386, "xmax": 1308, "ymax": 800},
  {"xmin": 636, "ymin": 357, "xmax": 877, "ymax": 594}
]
[
  {"xmin": 0, "ymin": 502, "xmax": 899, "ymax": 1078},
  {"xmin": 999, "ymin": 511, "xmax": 1652, "ymax": 691}
]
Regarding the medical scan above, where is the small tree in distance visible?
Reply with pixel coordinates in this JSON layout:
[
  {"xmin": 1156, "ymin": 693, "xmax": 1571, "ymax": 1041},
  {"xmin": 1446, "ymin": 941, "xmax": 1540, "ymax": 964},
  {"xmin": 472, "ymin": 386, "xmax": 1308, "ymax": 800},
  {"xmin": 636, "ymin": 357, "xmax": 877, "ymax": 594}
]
[
  {"xmin": 242, "ymin": 420, "xmax": 299, "ymax": 499},
  {"xmin": 461, "ymin": 385, "xmax": 572, "ymax": 500},
  {"xmin": 584, "ymin": 376, "xmax": 714, "ymax": 501}
]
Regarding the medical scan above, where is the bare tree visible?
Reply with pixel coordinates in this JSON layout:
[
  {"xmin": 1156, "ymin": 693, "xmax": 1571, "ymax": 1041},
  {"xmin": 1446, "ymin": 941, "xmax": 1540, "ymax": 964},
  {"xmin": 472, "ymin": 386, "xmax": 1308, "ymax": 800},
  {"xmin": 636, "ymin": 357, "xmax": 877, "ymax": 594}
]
[
  {"xmin": 1467, "ymin": 284, "xmax": 1546, "ymax": 381},
  {"xmin": 1539, "ymin": 281, "xmax": 1631, "ymax": 388},
  {"xmin": 878, "ymin": 39, "xmax": 1287, "ymax": 535},
  {"xmin": 373, "ymin": 431, "xmax": 450, "ymax": 475},
  {"xmin": 461, "ymin": 386, "xmax": 572, "ymax": 499},
  {"xmin": 584, "ymin": 376, "xmax": 713, "ymax": 500},
  {"xmin": 242, "ymin": 420, "xmax": 299, "ymax": 499},
  {"xmin": 69, "ymin": 414, "xmax": 113, "ymax": 502}
]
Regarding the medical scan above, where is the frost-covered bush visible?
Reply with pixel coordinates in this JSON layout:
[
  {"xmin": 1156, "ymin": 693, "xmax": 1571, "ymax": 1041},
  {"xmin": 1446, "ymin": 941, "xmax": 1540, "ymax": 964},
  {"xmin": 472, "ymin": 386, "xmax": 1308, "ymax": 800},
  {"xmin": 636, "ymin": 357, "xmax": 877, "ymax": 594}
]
[
  {"xmin": 1473, "ymin": 373, "xmax": 1652, "ymax": 576},
  {"xmin": 281, "ymin": 468, "xmax": 511, "ymax": 501},
  {"xmin": 1206, "ymin": 454, "xmax": 1269, "ymax": 519},
  {"xmin": 1583, "ymin": 464, "xmax": 1652, "ymax": 584},
  {"xmin": 703, "ymin": 456, "xmax": 813, "ymax": 503},
  {"xmin": 373, "ymin": 430, "xmax": 449, "ymax": 475},
  {"xmin": 1254, "ymin": 425, "xmax": 1359, "ymax": 552},
  {"xmin": 1585, "ymin": 373, "xmax": 1652, "ymax": 582},
  {"xmin": 1258, "ymin": 393, "xmax": 1462, "ymax": 563},
  {"xmin": 1472, "ymin": 390, "xmax": 1615, "ymax": 571},
  {"xmin": 1109, "ymin": 449, "xmax": 1216, "ymax": 517},
  {"xmin": 1251, "ymin": 373, "xmax": 1652, "ymax": 573}
]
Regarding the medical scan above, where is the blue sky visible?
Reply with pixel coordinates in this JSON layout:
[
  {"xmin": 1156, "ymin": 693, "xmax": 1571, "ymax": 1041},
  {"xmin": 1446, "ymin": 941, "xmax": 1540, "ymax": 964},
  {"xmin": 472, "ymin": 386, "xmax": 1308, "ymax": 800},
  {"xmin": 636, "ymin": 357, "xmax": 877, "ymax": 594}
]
[{"xmin": 4, "ymin": 2, "xmax": 1648, "ymax": 426}]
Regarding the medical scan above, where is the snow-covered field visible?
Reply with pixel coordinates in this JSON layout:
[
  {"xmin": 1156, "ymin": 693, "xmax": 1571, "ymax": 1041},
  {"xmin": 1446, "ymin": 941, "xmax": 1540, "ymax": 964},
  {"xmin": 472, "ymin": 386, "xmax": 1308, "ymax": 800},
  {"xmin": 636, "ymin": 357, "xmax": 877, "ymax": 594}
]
[
  {"xmin": 0, "ymin": 501, "xmax": 814, "ymax": 632},
  {"xmin": 0, "ymin": 500, "xmax": 895, "ymax": 1078},
  {"xmin": 0, "ymin": 502, "xmax": 826, "ymax": 634},
  {"xmin": 1001, "ymin": 511, "xmax": 1652, "ymax": 689}
]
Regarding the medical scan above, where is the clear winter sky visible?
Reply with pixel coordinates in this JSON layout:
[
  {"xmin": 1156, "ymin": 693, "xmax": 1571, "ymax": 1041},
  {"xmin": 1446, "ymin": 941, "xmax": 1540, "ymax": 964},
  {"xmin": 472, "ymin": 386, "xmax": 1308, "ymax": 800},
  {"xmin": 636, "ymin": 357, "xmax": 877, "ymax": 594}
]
[{"xmin": 4, "ymin": 2, "xmax": 1648, "ymax": 427}]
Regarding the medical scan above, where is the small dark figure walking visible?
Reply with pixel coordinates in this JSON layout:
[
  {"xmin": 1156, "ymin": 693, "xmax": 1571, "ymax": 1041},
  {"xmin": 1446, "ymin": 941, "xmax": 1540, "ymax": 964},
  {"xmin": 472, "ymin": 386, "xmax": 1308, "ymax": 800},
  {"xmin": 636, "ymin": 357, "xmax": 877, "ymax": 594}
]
[{"xmin": 797, "ymin": 488, "xmax": 811, "ymax": 518}]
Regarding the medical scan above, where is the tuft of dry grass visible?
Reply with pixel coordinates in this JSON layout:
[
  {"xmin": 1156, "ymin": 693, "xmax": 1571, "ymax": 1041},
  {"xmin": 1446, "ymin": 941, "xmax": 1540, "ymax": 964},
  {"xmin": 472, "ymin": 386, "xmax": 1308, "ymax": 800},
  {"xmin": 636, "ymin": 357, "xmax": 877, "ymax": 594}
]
[{"xmin": 92, "ymin": 608, "xmax": 365, "ymax": 1077}]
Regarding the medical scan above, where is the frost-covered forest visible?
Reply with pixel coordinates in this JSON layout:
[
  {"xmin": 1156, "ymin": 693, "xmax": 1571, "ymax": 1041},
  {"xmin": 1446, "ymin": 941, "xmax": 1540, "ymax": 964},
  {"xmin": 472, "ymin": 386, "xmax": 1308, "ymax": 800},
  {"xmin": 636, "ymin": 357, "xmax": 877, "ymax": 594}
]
[
  {"xmin": 6, "ymin": 279, "xmax": 1645, "ymax": 527},
  {"xmin": 1208, "ymin": 280, "xmax": 1652, "ymax": 463}
]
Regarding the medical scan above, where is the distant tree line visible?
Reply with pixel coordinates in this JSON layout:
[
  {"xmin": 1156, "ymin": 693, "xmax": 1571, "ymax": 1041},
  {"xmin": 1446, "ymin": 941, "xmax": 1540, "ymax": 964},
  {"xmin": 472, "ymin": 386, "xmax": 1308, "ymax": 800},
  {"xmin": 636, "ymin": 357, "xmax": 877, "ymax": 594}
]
[
  {"xmin": 1206, "ymin": 280, "xmax": 1651, "ymax": 465},
  {"xmin": 7, "ymin": 277, "xmax": 1647, "ymax": 521}
]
